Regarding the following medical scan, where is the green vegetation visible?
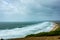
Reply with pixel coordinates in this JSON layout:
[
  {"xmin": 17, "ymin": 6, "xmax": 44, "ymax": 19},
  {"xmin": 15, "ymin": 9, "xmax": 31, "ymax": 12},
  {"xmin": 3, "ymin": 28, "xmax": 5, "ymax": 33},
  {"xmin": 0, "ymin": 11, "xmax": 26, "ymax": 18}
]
[{"xmin": 26, "ymin": 27, "xmax": 60, "ymax": 37}]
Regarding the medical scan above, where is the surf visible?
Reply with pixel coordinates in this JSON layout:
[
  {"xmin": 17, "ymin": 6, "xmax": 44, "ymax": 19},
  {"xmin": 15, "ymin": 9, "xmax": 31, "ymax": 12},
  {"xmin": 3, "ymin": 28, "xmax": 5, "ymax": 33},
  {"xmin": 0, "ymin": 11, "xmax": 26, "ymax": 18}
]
[{"xmin": 0, "ymin": 22, "xmax": 55, "ymax": 39}]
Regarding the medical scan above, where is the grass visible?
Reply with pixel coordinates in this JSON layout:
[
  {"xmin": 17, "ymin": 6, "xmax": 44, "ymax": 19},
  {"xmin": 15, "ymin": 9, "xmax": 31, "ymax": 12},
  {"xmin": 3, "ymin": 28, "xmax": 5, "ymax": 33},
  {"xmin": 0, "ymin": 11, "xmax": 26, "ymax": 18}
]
[{"xmin": 26, "ymin": 27, "xmax": 60, "ymax": 37}]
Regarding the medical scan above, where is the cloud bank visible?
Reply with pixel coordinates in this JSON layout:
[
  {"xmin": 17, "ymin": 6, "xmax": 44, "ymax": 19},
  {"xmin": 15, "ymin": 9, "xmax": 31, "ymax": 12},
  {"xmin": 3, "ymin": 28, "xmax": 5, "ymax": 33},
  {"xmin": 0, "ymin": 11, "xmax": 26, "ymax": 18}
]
[{"xmin": 0, "ymin": 0, "xmax": 60, "ymax": 22}]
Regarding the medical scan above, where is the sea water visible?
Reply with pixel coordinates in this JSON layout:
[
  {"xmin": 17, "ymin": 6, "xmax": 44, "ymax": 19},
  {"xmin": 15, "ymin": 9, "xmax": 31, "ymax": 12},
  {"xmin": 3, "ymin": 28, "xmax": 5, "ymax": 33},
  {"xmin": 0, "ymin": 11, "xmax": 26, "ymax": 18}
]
[{"xmin": 0, "ymin": 22, "xmax": 55, "ymax": 39}]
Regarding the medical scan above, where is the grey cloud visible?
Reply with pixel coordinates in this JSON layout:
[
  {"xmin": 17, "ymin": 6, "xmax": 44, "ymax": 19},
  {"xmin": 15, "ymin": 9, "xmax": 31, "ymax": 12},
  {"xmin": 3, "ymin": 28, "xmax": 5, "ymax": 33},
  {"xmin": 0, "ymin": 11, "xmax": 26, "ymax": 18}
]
[{"xmin": 0, "ymin": 0, "xmax": 60, "ymax": 22}]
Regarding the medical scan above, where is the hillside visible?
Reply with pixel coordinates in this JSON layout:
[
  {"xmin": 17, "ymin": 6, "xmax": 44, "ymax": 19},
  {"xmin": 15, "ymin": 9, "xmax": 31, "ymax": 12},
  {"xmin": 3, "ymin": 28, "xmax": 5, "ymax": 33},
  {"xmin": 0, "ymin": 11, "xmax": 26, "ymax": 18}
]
[
  {"xmin": 25, "ymin": 23, "xmax": 60, "ymax": 37},
  {"xmin": 9, "ymin": 36, "xmax": 60, "ymax": 40},
  {"xmin": 8, "ymin": 22, "xmax": 60, "ymax": 40}
]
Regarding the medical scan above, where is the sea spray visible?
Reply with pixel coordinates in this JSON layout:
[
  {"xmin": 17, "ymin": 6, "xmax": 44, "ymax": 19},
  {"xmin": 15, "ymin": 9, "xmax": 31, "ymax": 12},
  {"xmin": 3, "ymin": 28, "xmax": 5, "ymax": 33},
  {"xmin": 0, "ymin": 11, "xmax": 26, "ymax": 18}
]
[{"xmin": 0, "ymin": 22, "xmax": 55, "ymax": 39}]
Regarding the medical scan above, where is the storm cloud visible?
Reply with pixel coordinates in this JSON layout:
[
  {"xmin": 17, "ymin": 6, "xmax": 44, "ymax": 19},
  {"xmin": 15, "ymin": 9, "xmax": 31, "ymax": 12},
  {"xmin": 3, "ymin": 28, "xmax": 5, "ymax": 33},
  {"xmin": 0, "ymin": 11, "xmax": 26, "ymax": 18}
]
[{"xmin": 0, "ymin": 0, "xmax": 60, "ymax": 22}]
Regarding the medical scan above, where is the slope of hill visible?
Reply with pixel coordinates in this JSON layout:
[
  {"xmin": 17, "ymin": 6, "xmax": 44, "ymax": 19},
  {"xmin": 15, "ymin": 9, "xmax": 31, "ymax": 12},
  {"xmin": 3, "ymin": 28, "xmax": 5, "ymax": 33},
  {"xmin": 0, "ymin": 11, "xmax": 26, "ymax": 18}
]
[
  {"xmin": 9, "ymin": 36, "xmax": 60, "ymax": 40},
  {"xmin": 8, "ymin": 22, "xmax": 60, "ymax": 40}
]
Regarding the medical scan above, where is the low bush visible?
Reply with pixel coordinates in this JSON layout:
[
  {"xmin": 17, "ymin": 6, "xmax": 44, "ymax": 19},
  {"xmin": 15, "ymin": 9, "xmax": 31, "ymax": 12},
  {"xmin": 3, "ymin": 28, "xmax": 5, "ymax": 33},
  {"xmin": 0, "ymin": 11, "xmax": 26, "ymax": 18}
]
[{"xmin": 26, "ymin": 28, "xmax": 60, "ymax": 37}]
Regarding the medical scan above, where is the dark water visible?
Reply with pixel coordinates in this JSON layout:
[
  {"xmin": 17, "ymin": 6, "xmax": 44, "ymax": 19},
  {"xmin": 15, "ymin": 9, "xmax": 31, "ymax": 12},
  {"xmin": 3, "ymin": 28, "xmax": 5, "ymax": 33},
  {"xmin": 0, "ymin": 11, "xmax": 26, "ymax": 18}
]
[{"xmin": 0, "ymin": 22, "xmax": 41, "ymax": 30}]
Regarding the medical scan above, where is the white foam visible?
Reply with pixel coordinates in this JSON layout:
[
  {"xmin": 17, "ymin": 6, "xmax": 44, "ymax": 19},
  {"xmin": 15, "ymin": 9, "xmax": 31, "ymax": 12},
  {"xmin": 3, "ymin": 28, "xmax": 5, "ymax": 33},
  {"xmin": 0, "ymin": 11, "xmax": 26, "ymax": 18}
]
[{"xmin": 0, "ymin": 22, "xmax": 55, "ymax": 39}]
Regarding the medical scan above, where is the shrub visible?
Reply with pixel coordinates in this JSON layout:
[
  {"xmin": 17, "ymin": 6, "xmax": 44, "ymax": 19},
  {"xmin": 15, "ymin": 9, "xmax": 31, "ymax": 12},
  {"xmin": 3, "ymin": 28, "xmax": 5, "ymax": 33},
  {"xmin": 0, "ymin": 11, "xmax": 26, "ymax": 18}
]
[{"xmin": 26, "ymin": 28, "xmax": 60, "ymax": 37}]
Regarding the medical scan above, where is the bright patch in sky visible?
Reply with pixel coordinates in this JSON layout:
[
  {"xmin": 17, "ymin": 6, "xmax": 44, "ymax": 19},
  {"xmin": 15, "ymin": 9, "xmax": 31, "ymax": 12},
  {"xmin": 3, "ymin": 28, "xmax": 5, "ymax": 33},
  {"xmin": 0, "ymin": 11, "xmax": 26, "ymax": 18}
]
[{"xmin": 0, "ymin": 0, "xmax": 60, "ymax": 22}]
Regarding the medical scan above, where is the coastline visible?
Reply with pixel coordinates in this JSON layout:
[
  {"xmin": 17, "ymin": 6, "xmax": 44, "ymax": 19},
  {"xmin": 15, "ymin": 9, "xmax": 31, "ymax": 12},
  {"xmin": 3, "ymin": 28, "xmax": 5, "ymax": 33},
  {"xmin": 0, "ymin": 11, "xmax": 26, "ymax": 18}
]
[
  {"xmin": 8, "ymin": 22, "xmax": 60, "ymax": 40},
  {"xmin": 51, "ymin": 23, "xmax": 59, "ymax": 31}
]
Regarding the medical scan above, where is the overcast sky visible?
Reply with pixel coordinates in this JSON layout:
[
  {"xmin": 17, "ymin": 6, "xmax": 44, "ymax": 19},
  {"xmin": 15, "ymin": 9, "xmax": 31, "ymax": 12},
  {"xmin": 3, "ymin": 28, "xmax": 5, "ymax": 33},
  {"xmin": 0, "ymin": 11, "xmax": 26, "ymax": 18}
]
[{"xmin": 0, "ymin": 0, "xmax": 60, "ymax": 22}]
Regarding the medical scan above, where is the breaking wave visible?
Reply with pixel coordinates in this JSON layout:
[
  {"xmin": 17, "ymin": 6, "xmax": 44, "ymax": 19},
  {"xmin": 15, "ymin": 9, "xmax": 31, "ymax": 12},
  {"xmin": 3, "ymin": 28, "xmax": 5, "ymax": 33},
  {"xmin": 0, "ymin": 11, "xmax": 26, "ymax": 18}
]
[{"xmin": 0, "ymin": 22, "xmax": 55, "ymax": 39}]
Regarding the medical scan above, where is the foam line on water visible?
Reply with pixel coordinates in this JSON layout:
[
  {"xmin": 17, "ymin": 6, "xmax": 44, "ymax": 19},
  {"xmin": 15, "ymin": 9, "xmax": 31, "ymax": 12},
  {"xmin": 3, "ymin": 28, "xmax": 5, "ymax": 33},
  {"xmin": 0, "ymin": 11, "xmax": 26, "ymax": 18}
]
[{"xmin": 0, "ymin": 22, "xmax": 55, "ymax": 39}]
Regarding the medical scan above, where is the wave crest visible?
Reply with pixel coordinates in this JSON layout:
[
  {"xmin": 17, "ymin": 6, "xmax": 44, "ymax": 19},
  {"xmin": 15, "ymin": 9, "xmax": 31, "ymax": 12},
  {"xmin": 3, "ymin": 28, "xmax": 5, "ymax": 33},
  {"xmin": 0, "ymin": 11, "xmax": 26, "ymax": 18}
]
[{"xmin": 0, "ymin": 22, "xmax": 55, "ymax": 39}]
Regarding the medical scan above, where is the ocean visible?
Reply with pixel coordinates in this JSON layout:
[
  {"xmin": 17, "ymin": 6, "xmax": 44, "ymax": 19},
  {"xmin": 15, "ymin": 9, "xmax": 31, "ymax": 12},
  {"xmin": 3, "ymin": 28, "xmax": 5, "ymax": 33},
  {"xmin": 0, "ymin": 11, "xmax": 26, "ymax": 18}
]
[
  {"xmin": 0, "ymin": 22, "xmax": 55, "ymax": 39},
  {"xmin": 0, "ymin": 22, "xmax": 40, "ymax": 30}
]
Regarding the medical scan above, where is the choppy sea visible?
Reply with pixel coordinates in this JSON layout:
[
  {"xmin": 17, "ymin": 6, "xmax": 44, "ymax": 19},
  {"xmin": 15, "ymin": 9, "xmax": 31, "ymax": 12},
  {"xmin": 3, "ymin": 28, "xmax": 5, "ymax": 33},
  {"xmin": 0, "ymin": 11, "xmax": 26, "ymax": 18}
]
[{"xmin": 0, "ymin": 22, "xmax": 55, "ymax": 39}]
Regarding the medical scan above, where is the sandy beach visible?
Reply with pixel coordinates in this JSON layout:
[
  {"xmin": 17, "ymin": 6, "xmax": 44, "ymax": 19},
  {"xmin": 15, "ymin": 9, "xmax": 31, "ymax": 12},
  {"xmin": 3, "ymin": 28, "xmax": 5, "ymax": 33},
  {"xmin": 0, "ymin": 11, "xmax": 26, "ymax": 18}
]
[
  {"xmin": 51, "ymin": 23, "xmax": 59, "ymax": 31},
  {"xmin": 8, "ymin": 22, "xmax": 60, "ymax": 40}
]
